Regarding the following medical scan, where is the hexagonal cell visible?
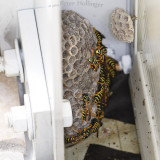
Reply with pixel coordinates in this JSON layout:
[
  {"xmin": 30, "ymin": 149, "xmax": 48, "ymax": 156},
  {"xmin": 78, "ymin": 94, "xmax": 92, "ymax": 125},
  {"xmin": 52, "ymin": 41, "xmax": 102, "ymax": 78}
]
[
  {"xmin": 69, "ymin": 56, "xmax": 76, "ymax": 64},
  {"xmin": 69, "ymin": 35, "xmax": 77, "ymax": 45},
  {"xmin": 65, "ymin": 79, "xmax": 73, "ymax": 88},
  {"xmin": 73, "ymin": 31, "xmax": 80, "ymax": 41},
  {"xmin": 63, "ymin": 90, "xmax": 73, "ymax": 99},
  {"xmin": 81, "ymin": 23, "xmax": 88, "ymax": 31},
  {"xmin": 63, "ymin": 59, "xmax": 68, "ymax": 67},
  {"xmin": 70, "ymin": 69, "xmax": 77, "ymax": 77},
  {"xmin": 76, "ymin": 42, "xmax": 82, "ymax": 48},
  {"xmin": 63, "ymin": 73, "xmax": 69, "ymax": 81},
  {"xmin": 65, "ymin": 41, "xmax": 71, "ymax": 50},
  {"xmin": 63, "ymin": 50, "xmax": 70, "ymax": 59},
  {"xmin": 123, "ymin": 16, "xmax": 129, "ymax": 22},
  {"xmin": 70, "ymin": 46, "xmax": 78, "ymax": 56},
  {"xmin": 74, "ymin": 76, "xmax": 80, "ymax": 83},
  {"xmin": 73, "ymin": 60, "xmax": 80, "ymax": 71},
  {"xmin": 63, "ymin": 33, "xmax": 69, "ymax": 40},
  {"xmin": 76, "ymin": 16, "xmax": 83, "ymax": 23},
  {"xmin": 69, "ymin": 15, "xmax": 75, "ymax": 22},
  {"xmin": 80, "ymin": 38, "xmax": 85, "ymax": 45},
  {"xmin": 65, "ymin": 65, "xmax": 72, "ymax": 72},
  {"xmin": 79, "ymin": 27, "xmax": 85, "ymax": 37}
]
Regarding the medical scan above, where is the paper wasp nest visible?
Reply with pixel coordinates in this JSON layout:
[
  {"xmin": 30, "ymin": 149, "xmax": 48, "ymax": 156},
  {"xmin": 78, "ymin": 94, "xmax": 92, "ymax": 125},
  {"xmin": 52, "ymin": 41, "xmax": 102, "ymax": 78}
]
[
  {"xmin": 62, "ymin": 10, "xmax": 99, "ymax": 135},
  {"xmin": 110, "ymin": 8, "xmax": 134, "ymax": 43}
]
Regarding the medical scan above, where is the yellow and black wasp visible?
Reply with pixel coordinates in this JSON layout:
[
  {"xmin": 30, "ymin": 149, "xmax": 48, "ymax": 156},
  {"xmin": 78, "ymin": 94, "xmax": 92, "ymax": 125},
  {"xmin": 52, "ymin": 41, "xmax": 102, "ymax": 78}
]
[
  {"xmin": 88, "ymin": 57, "xmax": 99, "ymax": 71},
  {"xmin": 93, "ymin": 80, "xmax": 105, "ymax": 104},
  {"xmin": 77, "ymin": 93, "xmax": 92, "ymax": 123},
  {"xmin": 106, "ymin": 57, "xmax": 116, "ymax": 70},
  {"xmin": 65, "ymin": 135, "xmax": 81, "ymax": 144},
  {"xmin": 90, "ymin": 117, "xmax": 102, "ymax": 137},
  {"xmin": 96, "ymin": 102, "xmax": 105, "ymax": 119},
  {"xmin": 105, "ymin": 72, "xmax": 111, "ymax": 90},
  {"xmin": 107, "ymin": 65, "xmax": 116, "ymax": 78},
  {"xmin": 93, "ymin": 45, "xmax": 107, "ymax": 64},
  {"xmin": 93, "ymin": 27, "xmax": 105, "ymax": 46},
  {"xmin": 69, "ymin": 123, "xmax": 93, "ymax": 145}
]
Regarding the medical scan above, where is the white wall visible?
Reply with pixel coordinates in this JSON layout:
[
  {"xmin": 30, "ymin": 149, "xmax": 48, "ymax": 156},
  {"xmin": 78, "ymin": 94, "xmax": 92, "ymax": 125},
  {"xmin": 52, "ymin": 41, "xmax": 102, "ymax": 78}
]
[{"xmin": 0, "ymin": 0, "xmax": 33, "ymax": 52}]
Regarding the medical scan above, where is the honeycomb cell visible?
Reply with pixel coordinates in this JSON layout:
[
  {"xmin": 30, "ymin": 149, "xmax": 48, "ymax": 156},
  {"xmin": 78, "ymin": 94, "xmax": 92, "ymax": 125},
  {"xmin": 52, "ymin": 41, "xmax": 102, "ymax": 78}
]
[
  {"xmin": 69, "ymin": 15, "xmax": 75, "ymax": 22},
  {"xmin": 63, "ymin": 50, "xmax": 70, "ymax": 59},
  {"xmin": 63, "ymin": 73, "xmax": 68, "ymax": 80},
  {"xmin": 63, "ymin": 90, "xmax": 73, "ymax": 99},
  {"xmin": 65, "ymin": 65, "xmax": 72, "ymax": 72},
  {"xmin": 79, "ymin": 27, "xmax": 85, "ymax": 37},
  {"xmin": 124, "ymin": 16, "xmax": 129, "ymax": 22},
  {"xmin": 65, "ymin": 41, "xmax": 71, "ymax": 50},
  {"xmin": 75, "ymin": 51, "xmax": 82, "ymax": 60},
  {"xmin": 81, "ymin": 23, "xmax": 87, "ymax": 31},
  {"xmin": 65, "ymin": 79, "xmax": 73, "ymax": 88},
  {"xmin": 76, "ymin": 16, "xmax": 82, "ymax": 23},
  {"xmin": 70, "ymin": 46, "xmax": 78, "ymax": 56},
  {"xmin": 63, "ymin": 59, "xmax": 68, "ymax": 67},
  {"xmin": 73, "ymin": 60, "xmax": 80, "ymax": 71},
  {"xmin": 69, "ymin": 56, "xmax": 76, "ymax": 64},
  {"xmin": 76, "ymin": 42, "xmax": 82, "ymax": 48},
  {"xmin": 63, "ymin": 33, "xmax": 69, "ymax": 40},
  {"xmin": 69, "ymin": 35, "xmax": 77, "ymax": 45},
  {"xmin": 74, "ymin": 76, "xmax": 80, "ymax": 83},
  {"xmin": 70, "ymin": 69, "xmax": 76, "ymax": 77}
]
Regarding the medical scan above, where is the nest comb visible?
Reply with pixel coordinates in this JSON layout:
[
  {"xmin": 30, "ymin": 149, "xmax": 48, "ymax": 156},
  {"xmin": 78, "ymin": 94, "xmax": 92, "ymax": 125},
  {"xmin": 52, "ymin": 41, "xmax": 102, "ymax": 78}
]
[
  {"xmin": 110, "ymin": 8, "xmax": 134, "ymax": 43},
  {"xmin": 62, "ymin": 10, "xmax": 99, "ymax": 136}
]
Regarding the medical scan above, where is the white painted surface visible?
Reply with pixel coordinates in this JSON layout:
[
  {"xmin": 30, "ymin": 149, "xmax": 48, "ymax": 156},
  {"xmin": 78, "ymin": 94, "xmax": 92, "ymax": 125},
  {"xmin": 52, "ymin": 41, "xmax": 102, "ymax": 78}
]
[
  {"xmin": 129, "ymin": 52, "xmax": 160, "ymax": 160},
  {"xmin": 3, "ymin": 49, "xmax": 19, "ymax": 77},
  {"xmin": 118, "ymin": 55, "xmax": 132, "ymax": 74},
  {"xmin": 0, "ymin": 0, "xmax": 33, "ymax": 52},
  {"xmin": 62, "ymin": 99, "xmax": 73, "ymax": 127},
  {"xmin": 131, "ymin": 1, "xmax": 160, "ymax": 159},
  {"xmin": 5, "ymin": 106, "xmax": 27, "ymax": 132},
  {"xmin": 35, "ymin": 6, "xmax": 64, "ymax": 160},
  {"xmin": 18, "ymin": 10, "xmax": 53, "ymax": 160}
]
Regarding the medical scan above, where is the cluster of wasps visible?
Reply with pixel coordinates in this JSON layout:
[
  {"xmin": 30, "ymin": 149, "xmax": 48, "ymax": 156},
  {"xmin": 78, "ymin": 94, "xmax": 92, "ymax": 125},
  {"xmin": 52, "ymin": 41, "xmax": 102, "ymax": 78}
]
[{"xmin": 65, "ymin": 27, "xmax": 118, "ymax": 146}]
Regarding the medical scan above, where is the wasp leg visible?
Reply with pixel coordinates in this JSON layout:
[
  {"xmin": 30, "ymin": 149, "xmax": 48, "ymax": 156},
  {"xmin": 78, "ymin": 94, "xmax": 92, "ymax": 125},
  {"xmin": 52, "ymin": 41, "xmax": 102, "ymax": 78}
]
[
  {"xmin": 71, "ymin": 127, "xmax": 81, "ymax": 134},
  {"xmin": 93, "ymin": 77, "xmax": 103, "ymax": 85}
]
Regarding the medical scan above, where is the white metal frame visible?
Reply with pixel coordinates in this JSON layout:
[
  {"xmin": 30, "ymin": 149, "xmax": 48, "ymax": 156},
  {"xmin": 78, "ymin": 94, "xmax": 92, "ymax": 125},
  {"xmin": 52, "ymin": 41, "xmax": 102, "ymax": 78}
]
[
  {"xmin": 35, "ymin": 5, "xmax": 64, "ymax": 160},
  {"xmin": 18, "ymin": 10, "xmax": 53, "ymax": 160}
]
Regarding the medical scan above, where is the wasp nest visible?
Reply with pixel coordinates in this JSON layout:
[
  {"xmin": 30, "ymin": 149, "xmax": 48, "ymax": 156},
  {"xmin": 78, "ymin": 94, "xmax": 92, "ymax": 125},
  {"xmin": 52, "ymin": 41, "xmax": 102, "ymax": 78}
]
[
  {"xmin": 110, "ymin": 8, "xmax": 134, "ymax": 43},
  {"xmin": 62, "ymin": 10, "xmax": 99, "ymax": 135}
]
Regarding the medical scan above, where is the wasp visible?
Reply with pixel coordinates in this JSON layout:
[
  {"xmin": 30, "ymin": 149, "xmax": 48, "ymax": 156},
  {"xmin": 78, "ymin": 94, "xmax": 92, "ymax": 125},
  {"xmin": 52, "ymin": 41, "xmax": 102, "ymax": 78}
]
[
  {"xmin": 105, "ymin": 73, "xmax": 111, "ymax": 90},
  {"xmin": 106, "ymin": 63, "xmax": 116, "ymax": 78},
  {"xmin": 94, "ymin": 45, "xmax": 107, "ymax": 64},
  {"xmin": 88, "ymin": 57, "xmax": 99, "ymax": 71},
  {"xmin": 96, "ymin": 102, "xmax": 105, "ymax": 119},
  {"xmin": 93, "ymin": 83, "xmax": 105, "ymax": 104},
  {"xmin": 65, "ymin": 131, "xmax": 84, "ymax": 144},
  {"xmin": 93, "ymin": 28, "xmax": 105, "ymax": 46},
  {"xmin": 90, "ymin": 117, "xmax": 102, "ymax": 137},
  {"xmin": 81, "ymin": 123, "xmax": 93, "ymax": 139},
  {"xmin": 77, "ymin": 93, "xmax": 92, "ymax": 123},
  {"xmin": 106, "ymin": 57, "xmax": 116, "ymax": 69},
  {"xmin": 99, "ymin": 64, "xmax": 106, "ymax": 82},
  {"xmin": 71, "ymin": 123, "xmax": 93, "ymax": 141}
]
